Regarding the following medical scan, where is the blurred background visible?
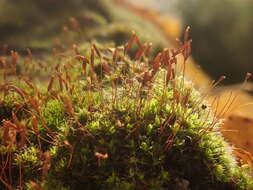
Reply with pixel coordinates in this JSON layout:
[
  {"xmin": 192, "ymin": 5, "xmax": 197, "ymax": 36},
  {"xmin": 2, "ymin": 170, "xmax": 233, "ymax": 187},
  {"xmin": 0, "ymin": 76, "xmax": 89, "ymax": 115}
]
[
  {"xmin": 1, "ymin": 0, "xmax": 253, "ymax": 85},
  {"xmin": 126, "ymin": 0, "xmax": 253, "ymax": 85}
]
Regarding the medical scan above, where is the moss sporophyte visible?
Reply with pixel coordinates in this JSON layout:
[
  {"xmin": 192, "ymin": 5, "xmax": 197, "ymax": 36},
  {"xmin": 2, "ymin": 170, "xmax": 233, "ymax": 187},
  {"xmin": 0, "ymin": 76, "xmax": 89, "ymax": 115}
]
[{"xmin": 0, "ymin": 27, "xmax": 253, "ymax": 190}]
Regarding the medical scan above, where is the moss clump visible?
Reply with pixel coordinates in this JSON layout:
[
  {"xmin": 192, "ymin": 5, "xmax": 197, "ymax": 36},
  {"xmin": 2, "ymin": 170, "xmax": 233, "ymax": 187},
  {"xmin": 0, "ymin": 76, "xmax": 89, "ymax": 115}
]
[
  {"xmin": 46, "ymin": 79, "xmax": 246, "ymax": 189},
  {"xmin": 41, "ymin": 99, "xmax": 66, "ymax": 131},
  {"xmin": 0, "ymin": 31, "xmax": 253, "ymax": 190}
]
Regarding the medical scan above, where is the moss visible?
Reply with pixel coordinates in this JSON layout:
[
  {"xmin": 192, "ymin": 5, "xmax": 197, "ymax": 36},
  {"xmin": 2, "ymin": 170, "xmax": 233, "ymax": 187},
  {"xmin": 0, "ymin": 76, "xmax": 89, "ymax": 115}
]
[
  {"xmin": 31, "ymin": 69, "xmax": 253, "ymax": 189},
  {"xmin": 1, "ymin": 42, "xmax": 253, "ymax": 189},
  {"xmin": 0, "ymin": 1, "xmax": 252, "ymax": 189},
  {"xmin": 14, "ymin": 146, "xmax": 40, "ymax": 179},
  {"xmin": 41, "ymin": 99, "xmax": 66, "ymax": 129}
]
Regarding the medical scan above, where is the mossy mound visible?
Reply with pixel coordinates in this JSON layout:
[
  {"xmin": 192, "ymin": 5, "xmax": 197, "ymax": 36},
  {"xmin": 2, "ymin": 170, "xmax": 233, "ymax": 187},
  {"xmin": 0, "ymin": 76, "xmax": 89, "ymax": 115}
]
[{"xmin": 0, "ymin": 32, "xmax": 253, "ymax": 189}]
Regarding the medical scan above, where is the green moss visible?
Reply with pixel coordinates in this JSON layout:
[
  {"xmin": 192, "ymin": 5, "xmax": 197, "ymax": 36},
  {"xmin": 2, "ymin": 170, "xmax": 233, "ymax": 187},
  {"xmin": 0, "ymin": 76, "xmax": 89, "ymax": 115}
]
[
  {"xmin": 14, "ymin": 146, "xmax": 40, "ymax": 178},
  {"xmin": 39, "ymin": 71, "xmax": 252, "ymax": 189},
  {"xmin": 41, "ymin": 99, "xmax": 65, "ymax": 128}
]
